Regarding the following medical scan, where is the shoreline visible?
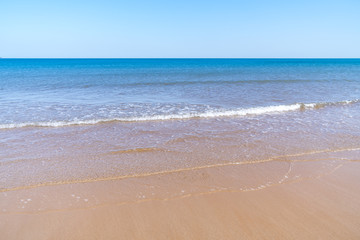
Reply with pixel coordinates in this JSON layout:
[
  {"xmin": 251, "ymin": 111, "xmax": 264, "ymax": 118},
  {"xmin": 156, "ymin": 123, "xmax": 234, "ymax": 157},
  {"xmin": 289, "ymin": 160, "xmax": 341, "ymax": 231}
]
[{"xmin": 2, "ymin": 106, "xmax": 360, "ymax": 239}]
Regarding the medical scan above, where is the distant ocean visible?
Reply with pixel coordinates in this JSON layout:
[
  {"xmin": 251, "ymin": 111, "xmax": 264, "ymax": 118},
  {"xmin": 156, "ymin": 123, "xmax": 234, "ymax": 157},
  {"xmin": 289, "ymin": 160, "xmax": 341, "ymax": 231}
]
[{"xmin": 1, "ymin": 58, "xmax": 360, "ymax": 128}]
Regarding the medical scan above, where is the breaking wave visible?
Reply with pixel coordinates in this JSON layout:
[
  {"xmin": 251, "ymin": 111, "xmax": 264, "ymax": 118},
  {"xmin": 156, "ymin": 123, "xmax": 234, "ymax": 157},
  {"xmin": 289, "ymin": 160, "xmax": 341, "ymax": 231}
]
[{"xmin": 0, "ymin": 99, "xmax": 358, "ymax": 129}]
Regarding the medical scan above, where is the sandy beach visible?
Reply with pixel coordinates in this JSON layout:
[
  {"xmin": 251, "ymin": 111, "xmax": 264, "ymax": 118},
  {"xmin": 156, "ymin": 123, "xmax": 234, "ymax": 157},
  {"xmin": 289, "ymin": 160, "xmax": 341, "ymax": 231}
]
[{"xmin": 1, "ymin": 139, "xmax": 360, "ymax": 239}]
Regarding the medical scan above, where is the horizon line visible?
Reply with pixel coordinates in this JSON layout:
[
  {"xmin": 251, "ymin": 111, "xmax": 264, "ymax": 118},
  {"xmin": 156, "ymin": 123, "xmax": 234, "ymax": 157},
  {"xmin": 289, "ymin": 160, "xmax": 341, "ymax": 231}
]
[{"xmin": 1, "ymin": 57, "xmax": 360, "ymax": 59}]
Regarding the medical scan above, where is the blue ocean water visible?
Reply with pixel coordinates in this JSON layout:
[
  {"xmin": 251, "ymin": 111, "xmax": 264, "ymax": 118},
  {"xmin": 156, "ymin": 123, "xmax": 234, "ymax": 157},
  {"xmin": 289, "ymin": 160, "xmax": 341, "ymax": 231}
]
[{"xmin": 1, "ymin": 59, "xmax": 360, "ymax": 128}]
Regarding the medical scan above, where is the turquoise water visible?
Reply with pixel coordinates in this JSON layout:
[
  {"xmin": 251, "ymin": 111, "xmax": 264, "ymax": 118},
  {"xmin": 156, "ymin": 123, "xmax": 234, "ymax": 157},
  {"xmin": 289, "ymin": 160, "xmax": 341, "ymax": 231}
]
[{"xmin": 1, "ymin": 59, "xmax": 360, "ymax": 128}]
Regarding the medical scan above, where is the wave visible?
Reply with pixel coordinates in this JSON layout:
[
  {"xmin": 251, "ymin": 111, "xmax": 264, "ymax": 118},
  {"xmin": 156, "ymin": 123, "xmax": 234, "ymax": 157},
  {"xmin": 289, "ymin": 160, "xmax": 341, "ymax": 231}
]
[{"xmin": 0, "ymin": 99, "xmax": 358, "ymax": 129}]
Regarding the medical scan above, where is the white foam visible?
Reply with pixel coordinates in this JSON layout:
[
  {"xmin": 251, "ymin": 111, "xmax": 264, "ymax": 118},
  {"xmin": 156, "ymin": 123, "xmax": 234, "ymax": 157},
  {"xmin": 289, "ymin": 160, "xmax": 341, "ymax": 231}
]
[{"xmin": 0, "ymin": 100, "xmax": 358, "ymax": 129}]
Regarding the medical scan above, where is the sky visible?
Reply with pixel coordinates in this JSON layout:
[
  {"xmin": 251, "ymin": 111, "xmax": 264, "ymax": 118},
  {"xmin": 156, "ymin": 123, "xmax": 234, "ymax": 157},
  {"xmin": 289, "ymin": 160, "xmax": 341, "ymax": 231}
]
[{"xmin": 1, "ymin": 0, "xmax": 359, "ymax": 58}]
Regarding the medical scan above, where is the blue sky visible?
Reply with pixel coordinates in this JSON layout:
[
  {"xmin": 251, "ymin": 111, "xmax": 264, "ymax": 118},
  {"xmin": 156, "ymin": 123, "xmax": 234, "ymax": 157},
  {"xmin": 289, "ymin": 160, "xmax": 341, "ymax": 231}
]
[{"xmin": 1, "ymin": 0, "xmax": 359, "ymax": 58}]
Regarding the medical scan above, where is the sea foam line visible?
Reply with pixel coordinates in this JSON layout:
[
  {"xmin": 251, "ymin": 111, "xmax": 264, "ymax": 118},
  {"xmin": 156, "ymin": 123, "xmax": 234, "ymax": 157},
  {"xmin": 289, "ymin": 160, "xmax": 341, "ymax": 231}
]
[{"xmin": 0, "ymin": 100, "xmax": 358, "ymax": 129}]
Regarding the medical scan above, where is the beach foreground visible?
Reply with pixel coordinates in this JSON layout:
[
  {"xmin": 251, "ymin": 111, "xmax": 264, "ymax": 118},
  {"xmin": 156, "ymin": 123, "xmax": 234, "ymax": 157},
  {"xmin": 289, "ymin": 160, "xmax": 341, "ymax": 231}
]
[{"xmin": 1, "ymin": 129, "xmax": 360, "ymax": 239}]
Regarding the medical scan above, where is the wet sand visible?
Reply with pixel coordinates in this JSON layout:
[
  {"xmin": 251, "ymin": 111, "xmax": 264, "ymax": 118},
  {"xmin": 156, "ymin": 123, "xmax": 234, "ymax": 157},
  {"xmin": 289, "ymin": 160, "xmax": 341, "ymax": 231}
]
[{"xmin": 1, "ymin": 148, "xmax": 360, "ymax": 239}]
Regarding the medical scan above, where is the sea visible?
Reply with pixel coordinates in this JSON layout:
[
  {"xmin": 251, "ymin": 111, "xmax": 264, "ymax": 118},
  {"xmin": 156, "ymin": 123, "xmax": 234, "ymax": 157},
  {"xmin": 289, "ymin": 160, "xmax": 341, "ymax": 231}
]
[
  {"xmin": 1, "ymin": 58, "xmax": 360, "ymax": 128},
  {"xmin": 1, "ymin": 58, "xmax": 360, "ymax": 191}
]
